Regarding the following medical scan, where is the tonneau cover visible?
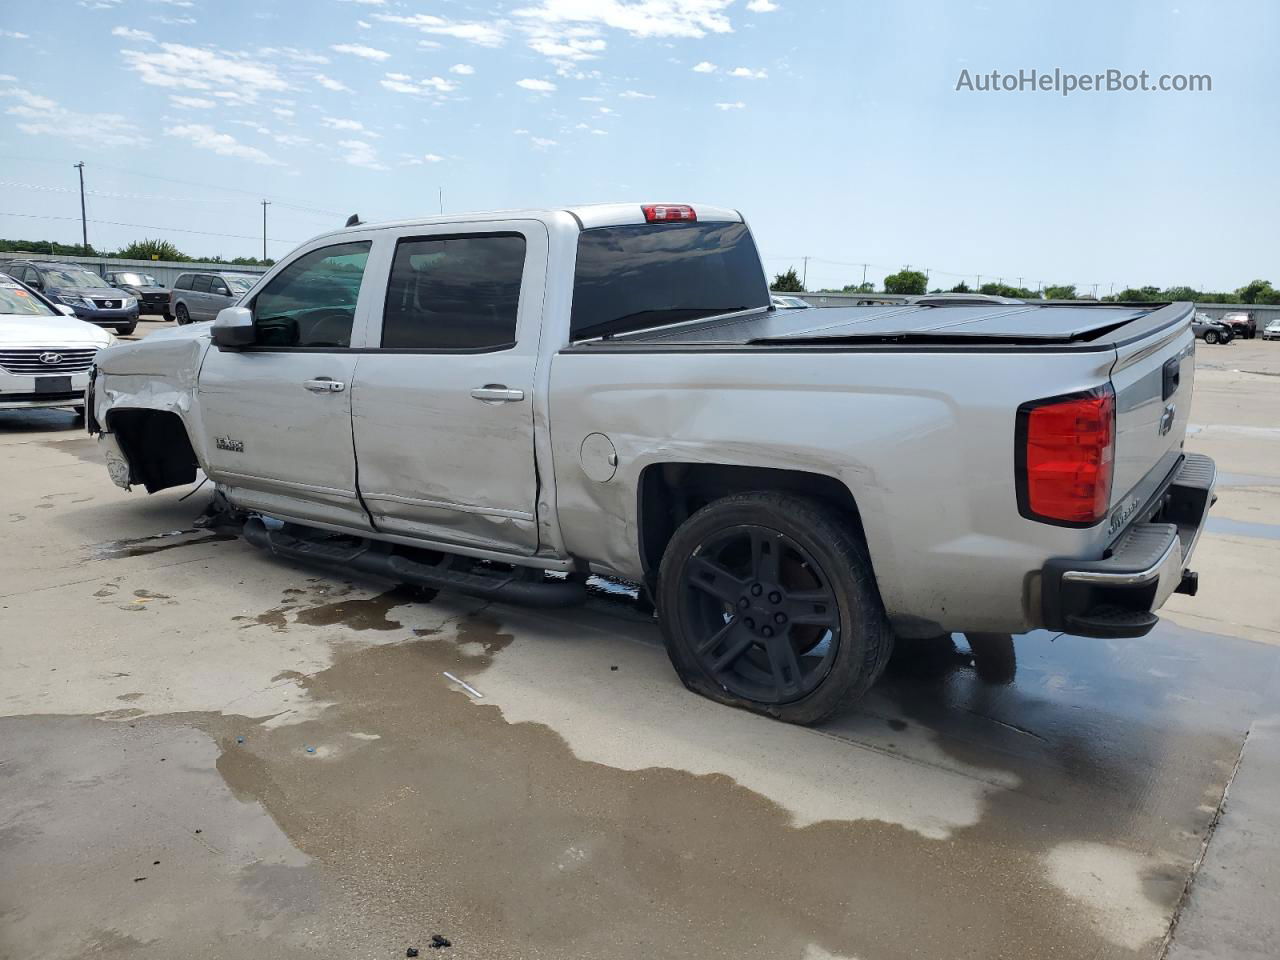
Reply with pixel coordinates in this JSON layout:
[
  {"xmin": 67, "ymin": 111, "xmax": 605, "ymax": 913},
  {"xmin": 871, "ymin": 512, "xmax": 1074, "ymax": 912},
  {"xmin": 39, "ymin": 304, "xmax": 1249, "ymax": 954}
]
[{"xmin": 615, "ymin": 303, "xmax": 1157, "ymax": 345}]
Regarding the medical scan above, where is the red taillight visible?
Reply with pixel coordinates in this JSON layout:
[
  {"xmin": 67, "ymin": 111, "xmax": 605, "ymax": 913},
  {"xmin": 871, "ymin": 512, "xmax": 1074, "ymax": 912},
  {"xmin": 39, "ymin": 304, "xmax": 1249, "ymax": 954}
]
[
  {"xmin": 641, "ymin": 203, "xmax": 697, "ymax": 223},
  {"xmin": 1016, "ymin": 387, "xmax": 1115, "ymax": 526}
]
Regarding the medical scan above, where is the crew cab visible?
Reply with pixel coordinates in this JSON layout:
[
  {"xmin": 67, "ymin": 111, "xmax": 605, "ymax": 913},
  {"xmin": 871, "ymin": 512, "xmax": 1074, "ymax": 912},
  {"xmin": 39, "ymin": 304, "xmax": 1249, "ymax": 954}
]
[{"xmin": 86, "ymin": 202, "xmax": 1216, "ymax": 723}]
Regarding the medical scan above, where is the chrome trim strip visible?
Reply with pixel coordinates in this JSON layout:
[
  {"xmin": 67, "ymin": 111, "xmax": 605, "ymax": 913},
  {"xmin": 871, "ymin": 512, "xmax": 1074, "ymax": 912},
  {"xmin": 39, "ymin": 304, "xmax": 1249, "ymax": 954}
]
[{"xmin": 1062, "ymin": 536, "xmax": 1179, "ymax": 586}]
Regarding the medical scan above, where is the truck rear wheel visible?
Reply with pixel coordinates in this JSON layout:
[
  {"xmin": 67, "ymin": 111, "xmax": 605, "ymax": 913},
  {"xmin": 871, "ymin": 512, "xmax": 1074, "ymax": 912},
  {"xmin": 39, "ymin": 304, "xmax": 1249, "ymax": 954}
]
[{"xmin": 657, "ymin": 492, "xmax": 893, "ymax": 725}]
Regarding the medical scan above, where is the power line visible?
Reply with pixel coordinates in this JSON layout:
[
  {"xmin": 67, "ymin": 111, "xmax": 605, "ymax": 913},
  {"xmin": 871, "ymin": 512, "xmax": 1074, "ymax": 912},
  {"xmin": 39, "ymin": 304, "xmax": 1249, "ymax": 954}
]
[{"xmin": 0, "ymin": 211, "xmax": 303, "ymax": 244}]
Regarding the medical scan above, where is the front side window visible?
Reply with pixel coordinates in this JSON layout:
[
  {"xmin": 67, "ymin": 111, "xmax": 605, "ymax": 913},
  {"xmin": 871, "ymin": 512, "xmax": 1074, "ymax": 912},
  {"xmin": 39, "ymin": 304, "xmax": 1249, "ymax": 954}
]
[
  {"xmin": 210, "ymin": 278, "xmax": 230, "ymax": 296},
  {"xmin": 253, "ymin": 241, "xmax": 371, "ymax": 348},
  {"xmin": 381, "ymin": 233, "xmax": 525, "ymax": 350}
]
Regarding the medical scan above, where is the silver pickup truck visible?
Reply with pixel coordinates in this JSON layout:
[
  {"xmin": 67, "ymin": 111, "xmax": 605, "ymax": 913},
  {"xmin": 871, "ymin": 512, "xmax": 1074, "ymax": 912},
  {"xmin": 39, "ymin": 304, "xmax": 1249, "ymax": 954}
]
[{"xmin": 87, "ymin": 202, "xmax": 1216, "ymax": 723}]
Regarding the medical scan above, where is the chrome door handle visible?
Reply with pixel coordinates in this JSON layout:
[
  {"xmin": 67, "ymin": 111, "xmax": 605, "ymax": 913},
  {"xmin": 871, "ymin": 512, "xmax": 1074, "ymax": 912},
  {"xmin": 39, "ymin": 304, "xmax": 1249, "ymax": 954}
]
[
  {"xmin": 304, "ymin": 378, "xmax": 346, "ymax": 393},
  {"xmin": 470, "ymin": 385, "xmax": 525, "ymax": 403}
]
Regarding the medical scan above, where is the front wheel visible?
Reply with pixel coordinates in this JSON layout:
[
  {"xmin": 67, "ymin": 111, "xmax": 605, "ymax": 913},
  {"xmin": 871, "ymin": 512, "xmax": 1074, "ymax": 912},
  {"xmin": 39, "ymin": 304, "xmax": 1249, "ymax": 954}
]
[
  {"xmin": 657, "ymin": 492, "xmax": 893, "ymax": 725},
  {"xmin": 1204, "ymin": 330, "xmax": 1219, "ymax": 344},
  {"xmin": 175, "ymin": 303, "xmax": 190, "ymax": 325}
]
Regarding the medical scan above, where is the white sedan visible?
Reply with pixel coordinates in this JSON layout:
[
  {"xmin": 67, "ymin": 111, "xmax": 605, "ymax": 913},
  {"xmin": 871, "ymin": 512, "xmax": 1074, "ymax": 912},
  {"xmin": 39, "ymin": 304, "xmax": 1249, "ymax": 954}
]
[
  {"xmin": 0, "ymin": 274, "xmax": 114, "ymax": 415},
  {"xmin": 1263, "ymin": 320, "xmax": 1280, "ymax": 341}
]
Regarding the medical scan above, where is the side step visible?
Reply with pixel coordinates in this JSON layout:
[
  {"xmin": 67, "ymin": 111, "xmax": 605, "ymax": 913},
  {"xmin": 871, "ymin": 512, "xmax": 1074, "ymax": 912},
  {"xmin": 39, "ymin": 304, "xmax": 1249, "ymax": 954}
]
[{"xmin": 241, "ymin": 517, "xmax": 586, "ymax": 608}]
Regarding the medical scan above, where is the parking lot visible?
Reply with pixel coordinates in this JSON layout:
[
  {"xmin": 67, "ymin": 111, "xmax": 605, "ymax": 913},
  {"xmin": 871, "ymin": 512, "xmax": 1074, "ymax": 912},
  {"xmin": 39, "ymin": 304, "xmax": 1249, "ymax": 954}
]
[{"xmin": 2, "ymin": 323, "xmax": 1278, "ymax": 960}]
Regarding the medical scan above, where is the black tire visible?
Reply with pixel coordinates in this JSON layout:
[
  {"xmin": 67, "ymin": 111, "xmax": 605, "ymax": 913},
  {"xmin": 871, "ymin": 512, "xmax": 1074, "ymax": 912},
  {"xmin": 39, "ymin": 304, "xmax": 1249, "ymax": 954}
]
[
  {"xmin": 175, "ymin": 303, "xmax": 190, "ymax": 325},
  {"xmin": 163, "ymin": 311, "xmax": 173, "ymax": 322},
  {"xmin": 118, "ymin": 321, "xmax": 137, "ymax": 336},
  {"xmin": 965, "ymin": 632, "xmax": 1017, "ymax": 685},
  {"xmin": 72, "ymin": 405, "xmax": 85, "ymax": 421},
  {"xmin": 1204, "ymin": 330, "xmax": 1219, "ymax": 344},
  {"xmin": 657, "ymin": 492, "xmax": 893, "ymax": 725}
]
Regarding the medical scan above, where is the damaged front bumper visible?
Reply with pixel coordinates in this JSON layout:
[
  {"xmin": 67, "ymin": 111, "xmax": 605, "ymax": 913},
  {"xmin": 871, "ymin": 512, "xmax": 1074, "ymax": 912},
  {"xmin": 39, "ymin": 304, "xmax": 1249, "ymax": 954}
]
[{"xmin": 1040, "ymin": 453, "xmax": 1216, "ymax": 638}]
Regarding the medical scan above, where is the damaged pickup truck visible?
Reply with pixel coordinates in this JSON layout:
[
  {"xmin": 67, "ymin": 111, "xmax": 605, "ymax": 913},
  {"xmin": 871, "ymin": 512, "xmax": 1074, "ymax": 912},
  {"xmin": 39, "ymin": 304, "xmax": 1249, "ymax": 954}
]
[{"xmin": 87, "ymin": 202, "xmax": 1216, "ymax": 723}]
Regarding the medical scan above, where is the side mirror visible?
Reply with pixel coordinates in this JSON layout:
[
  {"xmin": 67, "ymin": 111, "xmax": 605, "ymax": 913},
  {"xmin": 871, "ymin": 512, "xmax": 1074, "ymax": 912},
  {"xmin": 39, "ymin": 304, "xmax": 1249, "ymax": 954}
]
[
  {"xmin": 55, "ymin": 304, "xmax": 77, "ymax": 317},
  {"xmin": 211, "ymin": 306, "xmax": 255, "ymax": 348}
]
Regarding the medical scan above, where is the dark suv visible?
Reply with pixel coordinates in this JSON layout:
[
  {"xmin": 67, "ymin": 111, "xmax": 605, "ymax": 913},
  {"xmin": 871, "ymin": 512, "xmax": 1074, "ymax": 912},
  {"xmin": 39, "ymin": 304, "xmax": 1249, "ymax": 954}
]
[
  {"xmin": 1220, "ymin": 310, "xmax": 1257, "ymax": 340},
  {"xmin": 5, "ymin": 260, "xmax": 139, "ymax": 334},
  {"xmin": 106, "ymin": 271, "xmax": 171, "ymax": 320}
]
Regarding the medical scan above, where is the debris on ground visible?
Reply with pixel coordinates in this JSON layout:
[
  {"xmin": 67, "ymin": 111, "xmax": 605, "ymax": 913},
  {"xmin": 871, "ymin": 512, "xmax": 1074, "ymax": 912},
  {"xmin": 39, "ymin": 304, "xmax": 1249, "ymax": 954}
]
[
  {"xmin": 406, "ymin": 948, "xmax": 419, "ymax": 958},
  {"xmin": 430, "ymin": 934, "xmax": 452, "ymax": 949}
]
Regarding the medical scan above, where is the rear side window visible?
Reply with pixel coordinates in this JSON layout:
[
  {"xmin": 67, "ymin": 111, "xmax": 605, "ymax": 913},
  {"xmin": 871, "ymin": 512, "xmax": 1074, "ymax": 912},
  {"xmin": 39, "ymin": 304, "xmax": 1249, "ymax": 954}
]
[
  {"xmin": 252, "ymin": 241, "xmax": 371, "ymax": 348},
  {"xmin": 174, "ymin": 274, "xmax": 193, "ymax": 290},
  {"xmin": 381, "ymin": 233, "xmax": 525, "ymax": 350},
  {"xmin": 570, "ymin": 221, "xmax": 768, "ymax": 340}
]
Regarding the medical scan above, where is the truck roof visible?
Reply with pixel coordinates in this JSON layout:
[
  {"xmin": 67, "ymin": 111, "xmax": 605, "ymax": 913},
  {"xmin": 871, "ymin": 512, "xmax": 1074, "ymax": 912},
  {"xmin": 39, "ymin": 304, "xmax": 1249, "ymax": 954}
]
[
  {"xmin": 597, "ymin": 301, "xmax": 1194, "ymax": 350},
  {"xmin": 312, "ymin": 202, "xmax": 744, "ymax": 244}
]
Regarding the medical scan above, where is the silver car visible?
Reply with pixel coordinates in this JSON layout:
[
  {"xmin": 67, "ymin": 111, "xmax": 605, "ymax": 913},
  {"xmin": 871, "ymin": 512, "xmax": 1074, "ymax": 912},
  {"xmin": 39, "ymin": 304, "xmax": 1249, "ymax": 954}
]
[{"xmin": 170, "ymin": 271, "xmax": 259, "ymax": 324}]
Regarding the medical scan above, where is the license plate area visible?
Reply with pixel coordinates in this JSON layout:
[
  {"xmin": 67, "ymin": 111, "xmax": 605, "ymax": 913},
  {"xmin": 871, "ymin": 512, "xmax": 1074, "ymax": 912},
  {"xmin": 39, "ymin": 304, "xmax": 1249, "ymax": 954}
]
[{"xmin": 35, "ymin": 376, "xmax": 73, "ymax": 394}]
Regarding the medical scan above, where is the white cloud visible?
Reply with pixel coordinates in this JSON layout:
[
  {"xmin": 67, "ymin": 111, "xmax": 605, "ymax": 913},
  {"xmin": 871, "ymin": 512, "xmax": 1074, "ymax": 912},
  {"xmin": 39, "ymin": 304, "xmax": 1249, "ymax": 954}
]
[
  {"xmin": 122, "ymin": 43, "xmax": 290, "ymax": 104},
  {"xmin": 273, "ymin": 132, "xmax": 311, "ymax": 147},
  {"xmin": 449, "ymin": 63, "xmax": 474, "ymax": 75},
  {"xmin": 403, "ymin": 152, "xmax": 444, "ymax": 165},
  {"xmin": 272, "ymin": 107, "xmax": 294, "ymax": 117},
  {"xmin": 166, "ymin": 123, "xmax": 281, "ymax": 164},
  {"xmin": 375, "ymin": 13, "xmax": 506, "ymax": 47},
  {"xmin": 0, "ymin": 30, "xmax": 32, "ymax": 40},
  {"xmin": 579, "ymin": 96, "xmax": 604, "ymax": 102},
  {"xmin": 357, "ymin": 20, "xmax": 371, "ymax": 29},
  {"xmin": 380, "ymin": 73, "xmax": 457, "ymax": 96},
  {"xmin": 729, "ymin": 66, "xmax": 767, "ymax": 79},
  {"xmin": 531, "ymin": 136, "xmax": 557, "ymax": 148},
  {"xmin": 513, "ymin": 128, "xmax": 529, "ymax": 135},
  {"xmin": 314, "ymin": 74, "xmax": 350, "ymax": 92},
  {"xmin": 524, "ymin": 25, "xmax": 607, "ymax": 64},
  {"xmin": 746, "ymin": 0, "xmax": 779, "ymax": 10},
  {"xmin": 714, "ymin": 100, "xmax": 746, "ymax": 110},
  {"xmin": 2, "ymin": 87, "xmax": 138, "ymax": 146},
  {"xmin": 256, "ymin": 46, "xmax": 329, "ymax": 65},
  {"xmin": 513, "ymin": 1, "xmax": 733, "ymax": 38},
  {"xmin": 619, "ymin": 89, "xmax": 654, "ymax": 99},
  {"xmin": 321, "ymin": 116, "xmax": 374, "ymax": 134},
  {"xmin": 331, "ymin": 42, "xmax": 391, "ymax": 61},
  {"xmin": 337, "ymin": 139, "xmax": 387, "ymax": 170},
  {"xmin": 590, "ymin": 128, "xmax": 607, "ymax": 135},
  {"xmin": 516, "ymin": 78, "xmax": 556, "ymax": 92},
  {"xmin": 598, "ymin": 106, "xmax": 613, "ymax": 114},
  {"xmin": 339, "ymin": 0, "xmax": 386, "ymax": 4},
  {"xmin": 692, "ymin": 60, "xmax": 717, "ymax": 73},
  {"xmin": 111, "ymin": 26, "xmax": 155, "ymax": 41},
  {"xmin": 170, "ymin": 94, "xmax": 216, "ymax": 108}
]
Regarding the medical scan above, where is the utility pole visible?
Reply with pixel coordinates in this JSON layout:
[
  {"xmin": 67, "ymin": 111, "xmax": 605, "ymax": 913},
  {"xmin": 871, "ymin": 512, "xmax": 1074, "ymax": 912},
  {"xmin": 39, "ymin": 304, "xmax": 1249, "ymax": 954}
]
[
  {"xmin": 260, "ymin": 199, "xmax": 270, "ymax": 261},
  {"xmin": 860, "ymin": 263, "xmax": 868, "ymax": 288},
  {"xmin": 801, "ymin": 255, "xmax": 810, "ymax": 290},
  {"xmin": 1091, "ymin": 282, "xmax": 1099, "ymax": 299},
  {"xmin": 976, "ymin": 274, "xmax": 981, "ymax": 289},
  {"xmin": 438, "ymin": 187, "xmax": 444, "ymax": 215},
  {"xmin": 73, "ymin": 161, "xmax": 88, "ymax": 254},
  {"xmin": 1017, "ymin": 276, "xmax": 1023, "ymax": 289},
  {"xmin": 924, "ymin": 267, "xmax": 930, "ymax": 290}
]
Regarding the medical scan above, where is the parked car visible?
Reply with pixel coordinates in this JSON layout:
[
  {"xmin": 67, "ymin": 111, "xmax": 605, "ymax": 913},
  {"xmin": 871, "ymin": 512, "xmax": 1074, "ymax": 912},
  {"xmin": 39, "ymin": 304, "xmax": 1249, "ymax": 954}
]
[
  {"xmin": 1220, "ymin": 310, "xmax": 1257, "ymax": 339},
  {"xmin": 771, "ymin": 295, "xmax": 811, "ymax": 310},
  {"xmin": 1192, "ymin": 312, "xmax": 1233, "ymax": 344},
  {"xmin": 106, "ymin": 271, "xmax": 171, "ymax": 320},
  {"xmin": 4, "ymin": 260, "xmax": 138, "ymax": 335},
  {"xmin": 170, "ymin": 271, "xmax": 260, "ymax": 324},
  {"xmin": 1263, "ymin": 319, "xmax": 1280, "ymax": 341},
  {"xmin": 87, "ymin": 201, "xmax": 1215, "ymax": 724},
  {"xmin": 0, "ymin": 273, "xmax": 113, "ymax": 415}
]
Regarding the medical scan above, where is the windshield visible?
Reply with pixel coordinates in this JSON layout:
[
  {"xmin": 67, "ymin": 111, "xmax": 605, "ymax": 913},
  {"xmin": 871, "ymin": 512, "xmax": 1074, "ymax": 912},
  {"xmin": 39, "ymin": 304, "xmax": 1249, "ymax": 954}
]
[
  {"xmin": 570, "ymin": 221, "xmax": 768, "ymax": 340},
  {"xmin": 0, "ymin": 279, "xmax": 56, "ymax": 317},
  {"xmin": 224, "ymin": 275, "xmax": 257, "ymax": 294},
  {"xmin": 114, "ymin": 273, "xmax": 159, "ymax": 286},
  {"xmin": 40, "ymin": 266, "xmax": 108, "ymax": 288}
]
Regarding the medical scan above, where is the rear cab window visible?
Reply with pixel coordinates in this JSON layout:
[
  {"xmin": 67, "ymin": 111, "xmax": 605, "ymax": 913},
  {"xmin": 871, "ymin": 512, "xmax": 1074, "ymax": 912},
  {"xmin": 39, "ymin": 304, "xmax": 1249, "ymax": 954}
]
[{"xmin": 569, "ymin": 220, "xmax": 769, "ymax": 340}]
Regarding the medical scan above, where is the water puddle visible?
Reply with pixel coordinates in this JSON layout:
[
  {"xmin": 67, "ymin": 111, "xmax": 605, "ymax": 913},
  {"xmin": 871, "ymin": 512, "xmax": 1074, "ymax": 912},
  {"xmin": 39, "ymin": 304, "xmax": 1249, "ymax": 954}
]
[
  {"xmin": 91, "ymin": 528, "xmax": 236, "ymax": 559},
  {"xmin": 1206, "ymin": 516, "xmax": 1280, "ymax": 541}
]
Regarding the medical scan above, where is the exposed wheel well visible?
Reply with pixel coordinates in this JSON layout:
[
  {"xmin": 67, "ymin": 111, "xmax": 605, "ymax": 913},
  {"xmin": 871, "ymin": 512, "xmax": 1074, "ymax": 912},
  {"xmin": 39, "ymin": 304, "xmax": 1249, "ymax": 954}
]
[
  {"xmin": 106, "ymin": 409, "xmax": 198, "ymax": 493},
  {"xmin": 637, "ymin": 462, "xmax": 865, "ymax": 580}
]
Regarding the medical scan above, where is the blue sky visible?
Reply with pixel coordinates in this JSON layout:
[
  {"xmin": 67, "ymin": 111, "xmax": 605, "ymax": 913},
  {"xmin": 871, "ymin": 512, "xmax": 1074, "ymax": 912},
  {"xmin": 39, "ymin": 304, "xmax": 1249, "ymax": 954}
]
[{"xmin": 1, "ymin": 0, "xmax": 1276, "ymax": 292}]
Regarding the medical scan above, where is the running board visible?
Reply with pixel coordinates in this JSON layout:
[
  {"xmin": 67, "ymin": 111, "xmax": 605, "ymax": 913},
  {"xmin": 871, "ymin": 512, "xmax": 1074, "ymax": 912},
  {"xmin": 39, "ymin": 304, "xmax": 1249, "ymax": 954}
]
[{"xmin": 241, "ymin": 517, "xmax": 586, "ymax": 608}]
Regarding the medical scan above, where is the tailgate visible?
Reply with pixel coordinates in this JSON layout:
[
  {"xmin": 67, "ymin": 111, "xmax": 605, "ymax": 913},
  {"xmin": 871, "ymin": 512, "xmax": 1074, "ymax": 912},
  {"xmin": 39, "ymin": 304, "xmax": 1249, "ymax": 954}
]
[{"xmin": 1107, "ymin": 305, "xmax": 1195, "ymax": 532}]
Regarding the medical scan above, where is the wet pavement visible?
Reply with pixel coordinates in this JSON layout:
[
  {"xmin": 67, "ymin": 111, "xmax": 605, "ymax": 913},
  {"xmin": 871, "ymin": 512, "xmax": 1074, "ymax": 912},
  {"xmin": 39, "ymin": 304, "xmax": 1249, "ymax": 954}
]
[{"xmin": 3, "ymin": 335, "xmax": 1280, "ymax": 960}]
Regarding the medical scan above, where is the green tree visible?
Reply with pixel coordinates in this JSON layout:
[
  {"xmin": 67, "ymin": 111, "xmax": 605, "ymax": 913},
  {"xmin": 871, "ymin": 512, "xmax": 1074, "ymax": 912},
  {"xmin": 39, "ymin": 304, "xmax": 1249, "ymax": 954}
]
[
  {"xmin": 113, "ymin": 238, "xmax": 188, "ymax": 262},
  {"xmin": 1237, "ymin": 279, "xmax": 1280, "ymax": 304},
  {"xmin": 979, "ymin": 281, "xmax": 1035, "ymax": 299},
  {"xmin": 1112, "ymin": 286, "xmax": 1161, "ymax": 301},
  {"xmin": 883, "ymin": 267, "xmax": 927, "ymax": 295},
  {"xmin": 841, "ymin": 281, "xmax": 875, "ymax": 293},
  {"xmin": 771, "ymin": 267, "xmax": 804, "ymax": 292},
  {"xmin": 949, "ymin": 281, "xmax": 971, "ymax": 293},
  {"xmin": 1043, "ymin": 284, "xmax": 1078, "ymax": 300}
]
